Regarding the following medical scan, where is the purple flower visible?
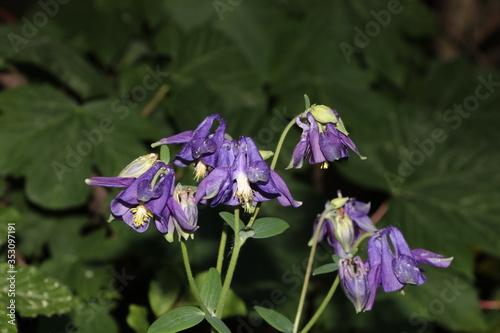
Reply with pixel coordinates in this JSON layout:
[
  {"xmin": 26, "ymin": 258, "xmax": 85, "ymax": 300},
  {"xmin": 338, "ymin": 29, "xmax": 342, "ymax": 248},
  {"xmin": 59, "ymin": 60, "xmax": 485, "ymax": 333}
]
[
  {"xmin": 196, "ymin": 136, "xmax": 301, "ymax": 213},
  {"xmin": 314, "ymin": 195, "xmax": 377, "ymax": 258},
  {"xmin": 368, "ymin": 226, "xmax": 453, "ymax": 292},
  {"xmin": 92, "ymin": 162, "xmax": 174, "ymax": 233},
  {"xmin": 338, "ymin": 256, "xmax": 378, "ymax": 313},
  {"xmin": 288, "ymin": 106, "xmax": 365, "ymax": 169},
  {"xmin": 164, "ymin": 185, "xmax": 199, "ymax": 242},
  {"xmin": 152, "ymin": 114, "xmax": 227, "ymax": 180}
]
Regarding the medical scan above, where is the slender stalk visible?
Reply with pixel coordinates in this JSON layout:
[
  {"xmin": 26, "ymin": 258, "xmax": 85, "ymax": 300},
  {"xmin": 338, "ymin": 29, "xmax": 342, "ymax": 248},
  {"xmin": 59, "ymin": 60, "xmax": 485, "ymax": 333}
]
[
  {"xmin": 247, "ymin": 118, "xmax": 297, "ymax": 228},
  {"xmin": 270, "ymin": 118, "xmax": 297, "ymax": 170},
  {"xmin": 141, "ymin": 84, "xmax": 170, "ymax": 117},
  {"xmin": 215, "ymin": 208, "xmax": 242, "ymax": 317},
  {"xmin": 180, "ymin": 239, "xmax": 209, "ymax": 314},
  {"xmin": 293, "ymin": 211, "xmax": 328, "ymax": 333},
  {"xmin": 216, "ymin": 223, "xmax": 229, "ymax": 273},
  {"xmin": 299, "ymin": 275, "xmax": 340, "ymax": 333}
]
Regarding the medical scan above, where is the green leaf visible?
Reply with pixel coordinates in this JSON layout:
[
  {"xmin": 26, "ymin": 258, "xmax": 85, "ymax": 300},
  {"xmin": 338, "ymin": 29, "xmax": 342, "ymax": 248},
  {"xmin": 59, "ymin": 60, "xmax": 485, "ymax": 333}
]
[
  {"xmin": 396, "ymin": 269, "xmax": 487, "ymax": 331},
  {"xmin": 0, "ymin": 207, "xmax": 21, "ymax": 247},
  {"xmin": 0, "ymin": 264, "xmax": 72, "ymax": 318},
  {"xmin": 0, "ymin": 85, "xmax": 156, "ymax": 209},
  {"xmin": 200, "ymin": 268, "xmax": 222, "ymax": 313},
  {"xmin": 147, "ymin": 306, "xmax": 205, "ymax": 333},
  {"xmin": 254, "ymin": 306, "xmax": 293, "ymax": 333},
  {"xmin": 148, "ymin": 272, "xmax": 181, "ymax": 317},
  {"xmin": 71, "ymin": 300, "xmax": 119, "ymax": 333},
  {"xmin": 127, "ymin": 305, "xmax": 149, "ymax": 333},
  {"xmin": 252, "ymin": 217, "xmax": 289, "ymax": 239},
  {"xmin": 12, "ymin": 38, "xmax": 111, "ymax": 99},
  {"xmin": 205, "ymin": 315, "xmax": 231, "ymax": 333},
  {"xmin": 219, "ymin": 212, "xmax": 245, "ymax": 231},
  {"xmin": 313, "ymin": 263, "xmax": 338, "ymax": 276}
]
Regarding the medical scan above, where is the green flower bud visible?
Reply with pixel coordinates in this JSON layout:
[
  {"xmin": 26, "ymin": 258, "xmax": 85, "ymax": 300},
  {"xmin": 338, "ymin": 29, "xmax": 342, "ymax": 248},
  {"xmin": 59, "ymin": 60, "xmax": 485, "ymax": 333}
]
[
  {"xmin": 118, "ymin": 153, "xmax": 158, "ymax": 177},
  {"xmin": 309, "ymin": 104, "xmax": 338, "ymax": 124}
]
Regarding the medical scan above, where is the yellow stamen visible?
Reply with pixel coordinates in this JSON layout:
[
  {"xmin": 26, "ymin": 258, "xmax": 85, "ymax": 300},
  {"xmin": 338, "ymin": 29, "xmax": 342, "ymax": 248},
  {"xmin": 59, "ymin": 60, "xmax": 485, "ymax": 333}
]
[
  {"xmin": 193, "ymin": 161, "xmax": 208, "ymax": 181},
  {"xmin": 320, "ymin": 161, "xmax": 329, "ymax": 169},
  {"xmin": 130, "ymin": 204, "xmax": 153, "ymax": 227}
]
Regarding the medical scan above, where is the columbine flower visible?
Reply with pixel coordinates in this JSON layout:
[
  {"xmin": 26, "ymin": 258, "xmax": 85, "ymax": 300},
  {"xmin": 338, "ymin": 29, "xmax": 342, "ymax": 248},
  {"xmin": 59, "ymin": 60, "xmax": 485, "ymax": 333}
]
[
  {"xmin": 151, "ymin": 114, "xmax": 226, "ymax": 180},
  {"xmin": 368, "ymin": 226, "xmax": 453, "ymax": 292},
  {"xmin": 164, "ymin": 184, "xmax": 199, "ymax": 242},
  {"xmin": 288, "ymin": 105, "xmax": 365, "ymax": 169},
  {"xmin": 196, "ymin": 136, "xmax": 301, "ymax": 213},
  {"xmin": 338, "ymin": 256, "xmax": 377, "ymax": 313},
  {"xmin": 86, "ymin": 162, "xmax": 174, "ymax": 232},
  {"xmin": 314, "ymin": 194, "xmax": 377, "ymax": 258}
]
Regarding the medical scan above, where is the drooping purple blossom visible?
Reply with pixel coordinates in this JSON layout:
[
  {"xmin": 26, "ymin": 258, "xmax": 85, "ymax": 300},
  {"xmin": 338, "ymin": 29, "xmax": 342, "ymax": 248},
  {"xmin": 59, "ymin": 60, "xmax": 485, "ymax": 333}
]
[
  {"xmin": 314, "ymin": 194, "xmax": 377, "ymax": 258},
  {"xmin": 151, "ymin": 114, "xmax": 227, "ymax": 180},
  {"xmin": 164, "ymin": 185, "xmax": 199, "ymax": 242},
  {"xmin": 367, "ymin": 226, "xmax": 453, "ymax": 292},
  {"xmin": 338, "ymin": 256, "xmax": 378, "ymax": 313},
  {"xmin": 289, "ymin": 105, "xmax": 365, "ymax": 169},
  {"xmin": 196, "ymin": 136, "xmax": 302, "ymax": 213}
]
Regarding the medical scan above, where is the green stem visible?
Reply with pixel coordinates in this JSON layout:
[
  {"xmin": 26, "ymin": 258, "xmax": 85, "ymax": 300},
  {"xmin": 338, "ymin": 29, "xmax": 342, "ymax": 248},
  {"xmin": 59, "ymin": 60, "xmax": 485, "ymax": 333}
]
[
  {"xmin": 180, "ymin": 239, "xmax": 209, "ymax": 314},
  {"xmin": 247, "ymin": 118, "xmax": 296, "ymax": 228},
  {"xmin": 270, "ymin": 118, "xmax": 297, "ymax": 170},
  {"xmin": 215, "ymin": 208, "xmax": 242, "ymax": 317},
  {"xmin": 299, "ymin": 275, "xmax": 340, "ymax": 333},
  {"xmin": 216, "ymin": 223, "xmax": 229, "ymax": 273},
  {"xmin": 293, "ymin": 211, "xmax": 328, "ymax": 333}
]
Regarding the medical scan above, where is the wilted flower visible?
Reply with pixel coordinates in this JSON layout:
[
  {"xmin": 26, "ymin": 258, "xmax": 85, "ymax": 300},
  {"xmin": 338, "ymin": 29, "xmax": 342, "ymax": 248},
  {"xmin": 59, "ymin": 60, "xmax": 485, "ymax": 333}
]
[
  {"xmin": 367, "ymin": 226, "xmax": 453, "ymax": 292},
  {"xmin": 338, "ymin": 256, "xmax": 377, "ymax": 313},
  {"xmin": 196, "ymin": 136, "xmax": 301, "ymax": 213},
  {"xmin": 313, "ymin": 194, "xmax": 377, "ymax": 258},
  {"xmin": 288, "ymin": 105, "xmax": 365, "ymax": 169}
]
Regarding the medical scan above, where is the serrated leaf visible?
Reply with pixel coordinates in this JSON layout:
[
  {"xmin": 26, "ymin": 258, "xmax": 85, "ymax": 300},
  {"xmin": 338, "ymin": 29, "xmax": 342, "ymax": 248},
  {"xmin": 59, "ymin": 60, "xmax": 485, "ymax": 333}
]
[
  {"xmin": 12, "ymin": 38, "xmax": 111, "ymax": 99},
  {"xmin": 0, "ymin": 265, "xmax": 72, "ymax": 318},
  {"xmin": 204, "ymin": 315, "xmax": 231, "ymax": 333},
  {"xmin": 219, "ymin": 212, "xmax": 245, "ymax": 231},
  {"xmin": 0, "ymin": 85, "xmax": 156, "ymax": 209},
  {"xmin": 252, "ymin": 217, "xmax": 289, "ymax": 239},
  {"xmin": 147, "ymin": 306, "xmax": 205, "ymax": 333},
  {"xmin": 200, "ymin": 268, "xmax": 222, "ymax": 313},
  {"xmin": 127, "ymin": 304, "xmax": 149, "ymax": 333},
  {"xmin": 254, "ymin": 306, "xmax": 293, "ymax": 333},
  {"xmin": 313, "ymin": 263, "xmax": 338, "ymax": 276}
]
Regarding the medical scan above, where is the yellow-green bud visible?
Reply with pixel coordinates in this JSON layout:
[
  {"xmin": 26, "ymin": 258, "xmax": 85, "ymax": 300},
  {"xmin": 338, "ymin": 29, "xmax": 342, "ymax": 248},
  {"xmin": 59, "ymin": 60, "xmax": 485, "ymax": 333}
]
[
  {"xmin": 118, "ymin": 153, "xmax": 158, "ymax": 177},
  {"xmin": 309, "ymin": 104, "xmax": 338, "ymax": 124}
]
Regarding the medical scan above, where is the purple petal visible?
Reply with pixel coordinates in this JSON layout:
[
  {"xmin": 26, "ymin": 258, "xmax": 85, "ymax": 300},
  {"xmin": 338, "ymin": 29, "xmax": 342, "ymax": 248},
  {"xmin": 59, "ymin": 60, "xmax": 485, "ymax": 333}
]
[
  {"xmin": 379, "ymin": 231, "xmax": 405, "ymax": 292},
  {"xmin": 319, "ymin": 123, "xmax": 348, "ymax": 161},
  {"xmin": 387, "ymin": 226, "xmax": 414, "ymax": 258},
  {"xmin": 412, "ymin": 249, "xmax": 453, "ymax": 268},
  {"xmin": 167, "ymin": 197, "xmax": 198, "ymax": 231},
  {"xmin": 269, "ymin": 171, "xmax": 302, "ymax": 207},
  {"xmin": 195, "ymin": 167, "xmax": 231, "ymax": 202},
  {"xmin": 307, "ymin": 113, "xmax": 325, "ymax": 164},
  {"xmin": 392, "ymin": 254, "xmax": 423, "ymax": 286},
  {"xmin": 152, "ymin": 131, "xmax": 194, "ymax": 146},
  {"xmin": 85, "ymin": 176, "xmax": 135, "ymax": 188}
]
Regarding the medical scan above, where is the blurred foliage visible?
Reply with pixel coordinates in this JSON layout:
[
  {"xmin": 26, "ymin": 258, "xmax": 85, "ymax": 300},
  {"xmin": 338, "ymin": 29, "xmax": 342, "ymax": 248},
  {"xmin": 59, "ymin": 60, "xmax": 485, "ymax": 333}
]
[{"xmin": 0, "ymin": 0, "xmax": 499, "ymax": 332}]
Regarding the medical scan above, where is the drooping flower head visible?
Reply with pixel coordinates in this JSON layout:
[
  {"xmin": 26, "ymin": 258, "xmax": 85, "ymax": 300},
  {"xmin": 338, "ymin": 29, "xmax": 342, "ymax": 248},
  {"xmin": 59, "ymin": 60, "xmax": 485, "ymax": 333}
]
[
  {"xmin": 164, "ymin": 184, "xmax": 199, "ymax": 242},
  {"xmin": 151, "ymin": 114, "xmax": 227, "ymax": 180},
  {"xmin": 87, "ymin": 160, "xmax": 174, "ymax": 233},
  {"xmin": 367, "ymin": 226, "xmax": 453, "ymax": 292},
  {"xmin": 196, "ymin": 136, "xmax": 302, "ymax": 213},
  {"xmin": 338, "ymin": 256, "xmax": 378, "ymax": 313},
  {"xmin": 312, "ymin": 191, "xmax": 377, "ymax": 258},
  {"xmin": 289, "ymin": 104, "xmax": 365, "ymax": 169}
]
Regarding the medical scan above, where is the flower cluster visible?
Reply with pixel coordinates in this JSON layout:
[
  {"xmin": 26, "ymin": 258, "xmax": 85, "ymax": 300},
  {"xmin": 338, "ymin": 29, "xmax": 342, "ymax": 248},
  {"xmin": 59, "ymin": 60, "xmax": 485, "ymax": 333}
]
[
  {"xmin": 86, "ymin": 113, "xmax": 302, "ymax": 241},
  {"xmin": 288, "ymin": 104, "xmax": 365, "ymax": 169},
  {"xmin": 313, "ymin": 193, "xmax": 453, "ymax": 312},
  {"xmin": 153, "ymin": 114, "xmax": 301, "ymax": 213}
]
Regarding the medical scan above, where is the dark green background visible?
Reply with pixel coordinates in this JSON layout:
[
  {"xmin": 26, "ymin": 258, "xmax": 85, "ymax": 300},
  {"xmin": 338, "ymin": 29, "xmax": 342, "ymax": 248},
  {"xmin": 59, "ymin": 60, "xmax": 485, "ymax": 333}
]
[{"xmin": 0, "ymin": 0, "xmax": 499, "ymax": 332}]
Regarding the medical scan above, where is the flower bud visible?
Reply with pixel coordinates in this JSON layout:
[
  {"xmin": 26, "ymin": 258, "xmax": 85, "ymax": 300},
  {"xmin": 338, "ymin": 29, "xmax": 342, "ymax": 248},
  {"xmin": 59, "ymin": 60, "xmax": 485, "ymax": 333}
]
[
  {"xmin": 309, "ymin": 104, "xmax": 338, "ymax": 124},
  {"xmin": 118, "ymin": 153, "xmax": 158, "ymax": 177}
]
